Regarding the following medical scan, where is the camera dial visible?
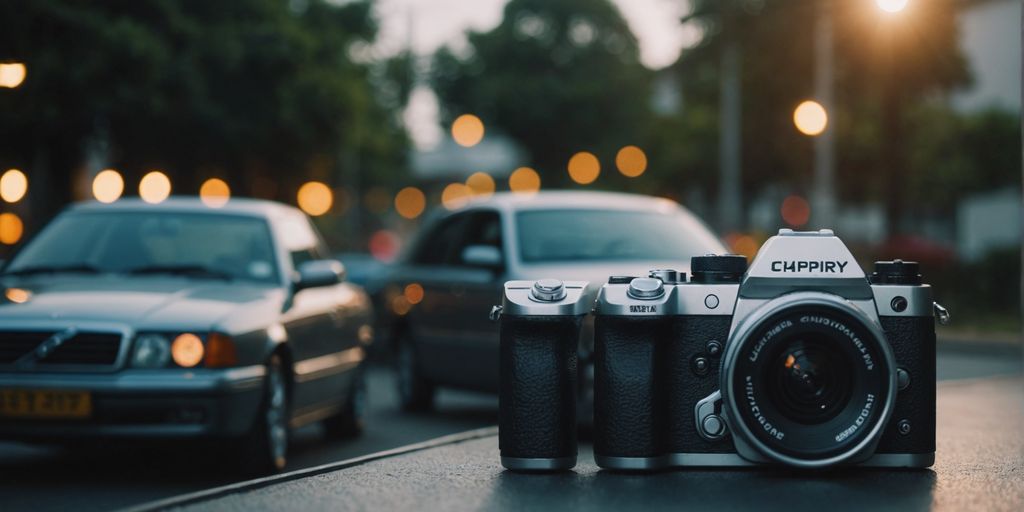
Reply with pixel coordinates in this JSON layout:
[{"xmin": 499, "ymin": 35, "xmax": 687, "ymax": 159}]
[{"xmin": 531, "ymin": 279, "xmax": 567, "ymax": 302}]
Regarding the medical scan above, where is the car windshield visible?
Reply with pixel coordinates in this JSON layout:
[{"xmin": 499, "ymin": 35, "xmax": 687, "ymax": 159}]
[
  {"xmin": 516, "ymin": 209, "xmax": 723, "ymax": 263},
  {"xmin": 5, "ymin": 211, "xmax": 280, "ymax": 284}
]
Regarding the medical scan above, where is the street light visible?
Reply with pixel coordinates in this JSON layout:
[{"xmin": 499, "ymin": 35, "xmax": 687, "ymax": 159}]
[
  {"xmin": 793, "ymin": 100, "xmax": 828, "ymax": 136},
  {"xmin": 876, "ymin": 0, "xmax": 909, "ymax": 13},
  {"xmin": 0, "ymin": 62, "xmax": 26, "ymax": 89}
]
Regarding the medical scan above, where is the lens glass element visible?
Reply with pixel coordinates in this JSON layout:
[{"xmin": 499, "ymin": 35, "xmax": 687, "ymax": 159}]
[{"xmin": 770, "ymin": 337, "xmax": 853, "ymax": 425}]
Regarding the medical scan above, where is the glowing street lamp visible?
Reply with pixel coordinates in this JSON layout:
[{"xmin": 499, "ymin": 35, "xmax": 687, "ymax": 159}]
[
  {"xmin": 876, "ymin": 0, "xmax": 909, "ymax": 13},
  {"xmin": 793, "ymin": 100, "xmax": 828, "ymax": 136},
  {"xmin": 0, "ymin": 62, "xmax": 26, "ymax": 89}
]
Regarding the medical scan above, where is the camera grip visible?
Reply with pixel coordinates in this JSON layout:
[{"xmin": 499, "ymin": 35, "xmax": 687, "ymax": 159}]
[
  {"xmin": 594, "ymin": 316, "xmax": 667, "ymax": 463},
  {"xmin": 499, "ymin": 314, "xmax": 581, "ymax": 470}
]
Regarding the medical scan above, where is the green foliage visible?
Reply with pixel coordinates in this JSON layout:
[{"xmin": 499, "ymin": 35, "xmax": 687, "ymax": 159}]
[
  {"xmin": 0, "ymin": 0, "xmax": 408, "ymax": 215},
  {"xmin": 430, "ymin": 0, "xmax": 653, "ymax": 186}
]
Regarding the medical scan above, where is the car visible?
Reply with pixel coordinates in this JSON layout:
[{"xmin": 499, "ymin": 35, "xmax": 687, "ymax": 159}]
[
  {"xmin": 0, "ymin": 198, "xmax": 374, "ymax": 474},
  {"xmin": 378, "ymin": 190, "xmax": 727, "ymax": 417}
]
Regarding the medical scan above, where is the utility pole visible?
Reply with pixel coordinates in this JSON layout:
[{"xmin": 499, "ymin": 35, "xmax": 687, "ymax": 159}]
[
  {"xmin": 812, "ymin": 0, "xmax": 837, "ymax": 229},
  {"xmin": 718, "ymin": 1, "xmax": 742, "ymax": 233}
]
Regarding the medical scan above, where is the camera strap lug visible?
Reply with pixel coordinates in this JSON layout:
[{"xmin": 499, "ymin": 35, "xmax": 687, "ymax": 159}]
[
  {"xmin": 932, "ymin": 302, "xmax": 951, "ymax": 325},
  {"xmin": 489, "ymin": 305, "xmax": 503, "ymax": 322}
]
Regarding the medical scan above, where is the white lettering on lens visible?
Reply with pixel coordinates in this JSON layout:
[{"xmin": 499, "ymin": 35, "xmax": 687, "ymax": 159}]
[
  {"xmin": 746, "ymin": 376, "xmax": 785, "ymax": 440},
  {"xmin": 748, "ymin": 320, "xmax": 793, "ymax": 362},
  {"xmin": 835, "ymin": 394, "xmax": 875, "ymax": 443}
]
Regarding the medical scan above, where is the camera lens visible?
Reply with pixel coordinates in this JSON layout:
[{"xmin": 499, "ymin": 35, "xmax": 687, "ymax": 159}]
[
  {"xmin": 770, "ymin": 338, "xmax": 853, "ymax": 424},
  {"xmin": 721, "ymin": 293, "xmax": 896, "ymax": 468}
]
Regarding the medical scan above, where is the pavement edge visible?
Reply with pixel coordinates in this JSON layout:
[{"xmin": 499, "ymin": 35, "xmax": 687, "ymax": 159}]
[{"xmin": 119, "ymin": 426, "xmax": 499, "ymax": 512}]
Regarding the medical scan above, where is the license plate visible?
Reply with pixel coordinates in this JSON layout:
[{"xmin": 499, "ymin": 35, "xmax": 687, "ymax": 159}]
[{"xmin": 0, "ymin": 389, "xmax": 92, "ymax": 419}]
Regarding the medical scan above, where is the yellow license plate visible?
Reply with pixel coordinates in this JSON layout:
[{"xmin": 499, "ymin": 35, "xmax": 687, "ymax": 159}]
[{"xmin": 0, "ymin": 389, "xmax": 92, "ymax": 419}]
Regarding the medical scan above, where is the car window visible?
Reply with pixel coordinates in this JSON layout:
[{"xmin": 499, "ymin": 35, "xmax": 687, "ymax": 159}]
[
  {"xmin": 273, "ymin": 211, "xmax": 329, "ymax": 271},
  {"xmin": 516, "ymin": 209, "xmax": 724, "ymax": 263},
  {"xmin": 412, "ymin": 212, "xmax": 470, "ymax": 266},
  {"xmin": 6, "ymin": 211, "xmax": 280, "ymax": 283},
  {"xmin": 453, "ymin": 210, "xmax": 503, "ymax": 266}
]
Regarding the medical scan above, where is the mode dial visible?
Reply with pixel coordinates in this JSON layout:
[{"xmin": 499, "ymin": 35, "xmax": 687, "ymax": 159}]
[
  {"xmin": 690, "ymin": 254, "xmax": 748, "ymax": 283},
  {"xmin": 869, "ymin": 260, "xmax": 922, "ymax": 285}
]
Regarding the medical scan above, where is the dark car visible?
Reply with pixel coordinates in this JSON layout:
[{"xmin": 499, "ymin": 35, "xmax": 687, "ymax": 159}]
[
  {"xmin": 0, "ymin": 198, "xmax": 373, "ymax": 474},
  {"xmin": 378, "ymin": 191, "xmax": 726, "ymax": 414}
]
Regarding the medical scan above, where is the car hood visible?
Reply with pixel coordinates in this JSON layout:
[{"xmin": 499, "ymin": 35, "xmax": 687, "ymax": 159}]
[{"xmin": 0, "ymin": 275, "xmax": 284, "ymax": 330}]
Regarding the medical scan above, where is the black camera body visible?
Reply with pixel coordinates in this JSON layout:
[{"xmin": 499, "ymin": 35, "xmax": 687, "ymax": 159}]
[
  {"xmin": 495, "ymin": 229, "xmax": 945, "ymax": 471},
  {"xmin": 494, "ymin": 279, "xmax": 590, "ymax": 471},
  {"xmin": 592, "ymin": 229, "xmax": 939, "ymax": 469}
]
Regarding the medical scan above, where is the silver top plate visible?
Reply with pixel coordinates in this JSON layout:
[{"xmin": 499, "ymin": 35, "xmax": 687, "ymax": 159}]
[{"xmin": 500, "ymin": 280, "xmax": 590, "ymax": 317}]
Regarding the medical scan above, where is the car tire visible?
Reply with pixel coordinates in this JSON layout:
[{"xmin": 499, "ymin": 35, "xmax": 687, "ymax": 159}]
[
  {"xmin": 395, "ymin": 332, "xmax": 435, "ymax": 412},
  {"xmin": 323, "ymin": 367, "xmax": 367, "ymax": 439},
  {"xmin": 234, "ymin": 353, "xmax": 290, "ymax": 475}
]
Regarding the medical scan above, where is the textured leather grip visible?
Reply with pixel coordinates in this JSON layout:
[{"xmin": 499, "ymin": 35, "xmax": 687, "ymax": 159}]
[
  {"xmin": 499, "ymin": 315, "xmax": 581, "ymax": 460},
  {"xmin": 593, "ymin": 315, "xmax": 668, "ymax": 458},
  {"xmin": 876, "ymin": 316, "xmax": 936, "ymax": 454}
]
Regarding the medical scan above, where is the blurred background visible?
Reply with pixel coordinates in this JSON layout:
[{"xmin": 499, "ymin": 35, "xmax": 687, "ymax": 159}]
[{"xmin": 0, "ymin": 0, "xmax": 1020, "ymax": 337}]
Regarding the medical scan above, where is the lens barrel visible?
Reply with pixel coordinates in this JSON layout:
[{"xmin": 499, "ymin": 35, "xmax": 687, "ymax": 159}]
[{"xmin": 721, "ymin": 292, "xmax": 897, "ymax": 467}]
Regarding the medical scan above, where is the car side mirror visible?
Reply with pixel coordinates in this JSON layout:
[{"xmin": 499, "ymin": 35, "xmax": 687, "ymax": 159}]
[
  {"xmin": 462, "ymin": 245, "xmax": 503, "ymax": 270},
  {"xmin": 294, "ymin": 259, "xmax": 345, "ymax": 292}
]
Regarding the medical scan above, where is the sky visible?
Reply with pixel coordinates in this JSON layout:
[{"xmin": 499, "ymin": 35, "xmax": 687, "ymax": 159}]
[{"xmin": 367, "ymin": 0, "xmax": 701, "ymax": 149}]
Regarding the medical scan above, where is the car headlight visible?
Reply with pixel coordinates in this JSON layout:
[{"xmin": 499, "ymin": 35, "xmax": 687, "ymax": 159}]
[{"xmin": 132, "ymin": 334, "xmax": 171, "ymax": 368}]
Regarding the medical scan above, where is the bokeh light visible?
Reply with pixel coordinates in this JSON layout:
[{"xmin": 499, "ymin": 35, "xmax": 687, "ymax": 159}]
[
  {"xmin": 725, "ymin": 233, "xmax": 760, "ymax": 261},
  {"xmin": 369, "ymin": 229, "xmax": 401, "ymax": 262},
  {"xmin": 793, "ymin": 100, "xmax": 828, "ymax": 136},
  {"xmin": 0, "ymin": 212, "xmax": 23, "ymax": 245},
  {"xmin": 451, "ymin": 114, "xmax": 485, "ymax": 147},
  {"xmin": 4, "ymin": 287, "xmax": 31, "ymax": 304},
  {"xmin": 394, "ymin": 187, "xmax": 426, "ymax": 219},
  {"xmin": 568, "ymin": 152, "xmax": 600, "ymax": 185},
  {"xmin": 509, "ymin": 167, "xmax": 541, "ymax": 196},
  {"xmin": 441, "ymin": 182, "xmax": 472, "ymax": 209},
  {"xmin": 92, "ymin": 170, "xmax": 124, "ymax": 203},
  {"xmin": 297, "ymin": 181, "xmax": 333, "ymax": 216},
  {"xmin": 615, "ymin": 146, "xmax": 648, "ymax": 177},
  {"xmin": 139, "ymin": 171, "xmax": 172, "ymax": 204},
  {"xmin": 781, "ymin": 195, "xmax": 811, "ymax": 227},
  {"xmin": 0, "ymin": 169, "xmax": 28, "ymax": 203},
  {"xmin": 0, "ymin": 63, "xmax": 26, "ymax": 89},
  {"xmin": 404, "ymin": 283, "xmax": 425, "ymax": 305},
  {"xmin": 466, "ymin": 172, "xmax": 495, "ymax": 198},
  {"xmin": 199, "ymin": 178, "xmax": 230, "ymax": 208},
  {"xmin": 876, "ymin": 0, "xmax": 909, "ymax": 13},
  {"xmin": 391, "ymin": 295, "xmax": 411, "ymax": 316},
  {"xmin": 171, "ymin": 333, "xmax": 205, "ymax": 368}
]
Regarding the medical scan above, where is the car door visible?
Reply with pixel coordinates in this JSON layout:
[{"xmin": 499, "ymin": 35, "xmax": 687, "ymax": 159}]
[
  {"xmin": 275, "ymin": 212, "xmax": 355, "ymax": 419},
  {"xmin": 403, "ymin": 209, "xmax": 506, "ymax": 392}
]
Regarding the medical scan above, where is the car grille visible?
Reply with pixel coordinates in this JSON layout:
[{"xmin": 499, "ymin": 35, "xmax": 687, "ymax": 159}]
[{"xmin": 0, "ymin": 330, "xmax": 124, "ymax": 368}]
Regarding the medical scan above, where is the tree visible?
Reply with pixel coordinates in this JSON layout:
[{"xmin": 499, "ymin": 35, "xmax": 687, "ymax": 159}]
[
  {"xmin": 430, "ymin": 0, "xmax": 653, "ymax": 187},
  {"xmin": 673, "ymin": 0, "xmax": 972, "ymax": 231},
  {"xmin": 0, "ymin": 0, "xmax": 408, "ymax": 238}
]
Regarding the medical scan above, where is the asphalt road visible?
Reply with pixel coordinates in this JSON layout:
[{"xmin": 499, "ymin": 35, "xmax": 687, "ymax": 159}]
[
  {"xmin": 0, "ymin": 345, "xmax": 1020, "ymax": 512},
  {"xmin": 186, "ymin": 376, "xmax": 1023, "ymax": 512}
]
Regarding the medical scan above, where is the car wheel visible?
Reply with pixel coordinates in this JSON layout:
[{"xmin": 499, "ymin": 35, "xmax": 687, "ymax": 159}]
[
  {"xmin": 395, "ymin": 333, "xmax": 435, "ymax": 412},
  {"xmin": 235, "ymin": 353, "xmax": 289, "ymax": 475},
  {"xmin": 323, "ymin": 367, "xmax": 367, "ymax": 439}
]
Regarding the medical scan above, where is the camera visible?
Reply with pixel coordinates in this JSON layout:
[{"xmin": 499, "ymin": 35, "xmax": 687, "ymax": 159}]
[
  {"xmin": 592, "ymin": 228, "xmax": 945, "ymax": 469},
  {"xmin": 492, "ymin": 279, "xmax": 590, "ymax": 471}
]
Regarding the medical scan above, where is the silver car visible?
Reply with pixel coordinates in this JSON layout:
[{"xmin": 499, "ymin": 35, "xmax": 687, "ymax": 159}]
[
  {"xmin": 0, "ymin": 198, "xmax": 374, "ymax": 474},
  {"xmin": 379, "ymin": 191, "xmax": 726, "ymax": 415}
]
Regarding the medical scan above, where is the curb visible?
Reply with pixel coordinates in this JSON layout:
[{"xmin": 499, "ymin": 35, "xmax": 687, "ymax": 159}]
[{"xmin": 119, "ymin": 426, "xmax": 499, "ymax": 512}]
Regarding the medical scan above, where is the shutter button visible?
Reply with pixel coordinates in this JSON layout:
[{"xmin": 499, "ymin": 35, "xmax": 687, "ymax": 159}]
[
  {"xmin": 531, "ymin": 279, "xmax": 567, "ymax": 302},
  {"xmin": 627, "ymin": 278, "xmax": 665, "ymax": 300}
]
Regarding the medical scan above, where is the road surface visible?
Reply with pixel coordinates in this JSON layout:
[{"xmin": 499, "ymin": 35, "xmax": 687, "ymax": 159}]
[{"xmin": 0, "ymin": 345, "xmax": 1020, "ymax": 512}]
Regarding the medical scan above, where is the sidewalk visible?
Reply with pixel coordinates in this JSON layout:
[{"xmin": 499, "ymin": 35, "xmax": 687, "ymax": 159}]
[{"xmin": 136, "ymin": 376, "xmax": 1024, "ymax": 512}]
